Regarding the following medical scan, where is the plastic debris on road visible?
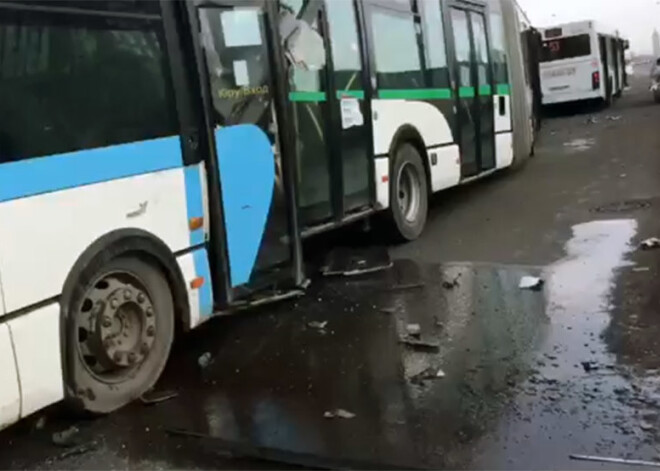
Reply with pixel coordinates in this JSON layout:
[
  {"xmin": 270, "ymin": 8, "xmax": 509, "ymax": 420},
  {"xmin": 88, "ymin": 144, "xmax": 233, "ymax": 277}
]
[
  {"xmin": 519, "ymin": 276, "xmax": 544, "ymax": 290},
  {"xmin": 640, "ymin": 237, "xmax": 660, "ymax": 250},
  {"xmin": 198, "ymin": 352, "xmax": 213, "ymax": 369},
  {"xmin": 323, "ymin": 408, "xmax": 356, "ymax": 419},
  {"xmin": 406, "ymin": 323, "xmax": 421, "ymax": 337},
  {"xmin": 308, "ymin": 320, "xmax": 328, "ymax": 330}
]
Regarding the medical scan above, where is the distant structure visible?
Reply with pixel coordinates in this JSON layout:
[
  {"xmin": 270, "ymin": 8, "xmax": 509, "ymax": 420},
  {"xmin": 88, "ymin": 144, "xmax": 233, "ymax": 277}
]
[{"xmin": 653, "ymin": 29, "xmax": 660, "ymax": 57}]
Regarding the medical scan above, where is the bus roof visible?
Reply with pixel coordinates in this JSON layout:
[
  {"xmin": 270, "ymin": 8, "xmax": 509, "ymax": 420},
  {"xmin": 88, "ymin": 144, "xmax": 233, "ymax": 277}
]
[{"xmin": 539, "ymin": 20, "xmax": 623, "ymax": 41}]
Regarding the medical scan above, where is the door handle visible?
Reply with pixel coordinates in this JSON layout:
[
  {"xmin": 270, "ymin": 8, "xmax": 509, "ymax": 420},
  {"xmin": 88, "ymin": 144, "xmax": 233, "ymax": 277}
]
[{"xmin": 498, "ymin": 96, "xmax": 506, "ymax": 116}]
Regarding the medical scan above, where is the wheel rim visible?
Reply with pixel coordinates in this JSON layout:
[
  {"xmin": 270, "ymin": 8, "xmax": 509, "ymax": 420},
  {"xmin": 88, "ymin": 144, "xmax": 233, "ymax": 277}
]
[
  {"xmin": 76, "ymin": 271, "xmax": 157, "ymax": 383},
  {"xmin": 397, "ymin": 162, "xmax": 421, "ymax": 223}
]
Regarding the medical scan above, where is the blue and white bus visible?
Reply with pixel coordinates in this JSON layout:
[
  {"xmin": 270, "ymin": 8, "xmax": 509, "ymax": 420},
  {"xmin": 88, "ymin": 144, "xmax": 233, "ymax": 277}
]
[{"xmin": 0, "ymin": 0, "xmax": 532, "ymax": 429}]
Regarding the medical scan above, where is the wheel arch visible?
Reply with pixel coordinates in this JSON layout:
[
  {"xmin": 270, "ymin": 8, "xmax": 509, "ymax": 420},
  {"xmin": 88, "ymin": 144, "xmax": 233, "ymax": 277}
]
[
  {"xmin": 388, "ymin": 124, "xmax": 432, "ymax": 196},
  {"xmin": 59, "ymin": 229, "xmax": 190, "ymax": 391}
]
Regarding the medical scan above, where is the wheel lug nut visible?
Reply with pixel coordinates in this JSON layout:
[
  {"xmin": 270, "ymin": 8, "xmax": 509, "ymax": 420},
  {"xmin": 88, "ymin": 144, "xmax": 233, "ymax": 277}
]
[
  {"xmin": 124, "ymin": 289, "xmax": 132, "ymax": 300},
  {"xmin": 137, "ymin": 293, "xmax": 145, "ymax": 304},
  {"xmin": 146, "ymin": 307, "xmax": 153, "ymax": 318},
  {"xmin": 140, "ymin": 343, "xmax": 149, "ymax": 354},
  {"xmin": 146, "ymin": 325, "xmax": 155, "ymax": 337},
  {"xmin": 128, "ymin": 352, "xmax": 136, "ymax": 364},
  {"xmin": 102, "ymin": 317, "xmax": 112, "ymax": 328},
  {"xmin": 113, "ymin": 352, "xmax": 122, "ymax": 363},
  {"xmin": 110, "ymin": 298, "xmax": 119, "ymax": 309}
]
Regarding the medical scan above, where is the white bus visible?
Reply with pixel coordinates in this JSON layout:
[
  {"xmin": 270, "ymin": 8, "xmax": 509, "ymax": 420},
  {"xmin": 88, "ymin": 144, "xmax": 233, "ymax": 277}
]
[
  {"xmin": 540, "ymin": 20, "xmax": 628, "ymax": 106},
  {"xmin": 0, "ymin": 0, "xmax": 532, "ymax": 430}
]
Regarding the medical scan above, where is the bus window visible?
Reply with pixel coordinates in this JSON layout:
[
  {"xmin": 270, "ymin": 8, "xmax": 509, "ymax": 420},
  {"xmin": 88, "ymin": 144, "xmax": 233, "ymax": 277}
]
[
  {"xmin": 419, "ymin": 0, "xmax": 450, "ymax": 88},
  {"xmin": 280, "ymin": 2, "xmax": 332, "ymax": 224},
  {"xmin": 370, "ymin": 8, "xmax": 423, "ymax": 90},
  {"xmin": 0, "ymin": 8, "xmax": 177, "ymax": 163},
  {"xmin": 199, "ymin": 7, "xmax": 272, "ymax": 126},
  {"xmin": 541, "ymin": 34, "xmax": 591, "ymax": 62},
  {"xmin": 488, "ymin": 8, "xmax": 509, "ymax": 85}
]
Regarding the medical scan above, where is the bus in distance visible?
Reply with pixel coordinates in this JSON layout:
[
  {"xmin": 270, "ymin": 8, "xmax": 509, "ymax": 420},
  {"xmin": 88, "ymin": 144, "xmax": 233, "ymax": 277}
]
[{"xmin": 540, "ymin": 20, "xmax": 628, "ymax": 106}]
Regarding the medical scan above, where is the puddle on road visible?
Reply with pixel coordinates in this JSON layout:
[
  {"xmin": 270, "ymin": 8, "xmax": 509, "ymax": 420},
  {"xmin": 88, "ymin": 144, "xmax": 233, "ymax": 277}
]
[
  {"xmin": 7, "ymin": 220, "xmax": 660, "ymax": 470},
  {"xmin": 472, "ymin": 219, "xmax": 660, "ymax": 469},
  {"xmin": 563, "ymin": 138, "xmax": 596, "ymax": 152}
]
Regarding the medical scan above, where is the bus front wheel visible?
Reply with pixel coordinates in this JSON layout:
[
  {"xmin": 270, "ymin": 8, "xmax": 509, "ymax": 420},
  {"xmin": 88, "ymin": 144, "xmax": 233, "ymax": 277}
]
[
  {"xmin": 64, "ymin": 256, "xmax": 175, "ymax": 414},
  {"xmin": 388, "ymin": 143, "xmax": 428, "ymax": 241}
]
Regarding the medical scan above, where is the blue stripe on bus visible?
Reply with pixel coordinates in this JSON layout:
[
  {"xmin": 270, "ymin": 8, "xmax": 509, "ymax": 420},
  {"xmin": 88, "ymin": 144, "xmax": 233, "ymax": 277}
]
[
  {"xmin": 192, "ymin": 247, "xmax": 214, "ymax": 317},
  {"xmin": 215, "ymin": 125, "xmax": 274, "ymax": 287},
  {"xmin": 183, "ymin": 164, "xmax": 205, "ymax": 246},
  {"xmin": 0, "ymin": 136, "xmax": 183, "ymax": 203}
]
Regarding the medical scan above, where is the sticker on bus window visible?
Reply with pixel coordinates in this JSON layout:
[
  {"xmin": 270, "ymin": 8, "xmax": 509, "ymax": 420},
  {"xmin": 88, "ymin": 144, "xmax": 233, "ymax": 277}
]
[
  {"xmin": 221, "ymin": 9, "xmax": 262, "ymax": 47},
  {"xmin": 340, "ymin": 97, "xmax": 363, "ymax": 129},
  {"xmin": 233, "ymin": 60, "xmax": 249, "ymax": 86}
]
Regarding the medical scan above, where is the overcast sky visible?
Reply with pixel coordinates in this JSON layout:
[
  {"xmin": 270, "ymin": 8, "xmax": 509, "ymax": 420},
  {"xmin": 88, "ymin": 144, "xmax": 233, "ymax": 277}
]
[{"xmin": 516, "ymin": 0, "xmax": 660, "ymax": 54}]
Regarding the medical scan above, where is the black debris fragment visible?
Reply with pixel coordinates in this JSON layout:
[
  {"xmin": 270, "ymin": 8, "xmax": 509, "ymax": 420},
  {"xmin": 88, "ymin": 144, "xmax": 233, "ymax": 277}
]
[{"xmin": 140, "ymin": 389, "xmax": 179, "ymax": 405}]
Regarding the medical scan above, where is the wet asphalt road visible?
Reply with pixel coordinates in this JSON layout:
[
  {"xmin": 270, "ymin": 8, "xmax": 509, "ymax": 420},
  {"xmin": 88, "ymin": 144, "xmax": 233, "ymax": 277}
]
[{"xmin": 3, "ymin": 69, "xmax": 660, "ymax": 469}]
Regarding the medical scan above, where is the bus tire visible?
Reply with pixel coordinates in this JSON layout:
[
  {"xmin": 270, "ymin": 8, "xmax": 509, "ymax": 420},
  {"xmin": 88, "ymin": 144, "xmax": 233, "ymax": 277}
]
[
  {"xmin": 388, "ymin": 143, "xmax": 428, "ymax": 241},
  {"xmin": 64, "ymin": 256, "xmax": 174, "ymax": 414}
]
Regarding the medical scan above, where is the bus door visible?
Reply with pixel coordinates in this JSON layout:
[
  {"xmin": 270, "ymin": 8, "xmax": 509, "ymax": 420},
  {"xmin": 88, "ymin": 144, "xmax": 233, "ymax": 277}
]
[
  {"xmin": 279, "ymin": 0, "xmax": 372, "ymax": 229},
  {"xmin": 188, "ymin": 0, "xmax": 302, "ymax": 304},
  {"xmin": 599, "ymin": 35, "xmax": 611, "ymax": 99},
  {"xmin": 449, "ymin": 5, "xmax": 496, "ymax": 177}
]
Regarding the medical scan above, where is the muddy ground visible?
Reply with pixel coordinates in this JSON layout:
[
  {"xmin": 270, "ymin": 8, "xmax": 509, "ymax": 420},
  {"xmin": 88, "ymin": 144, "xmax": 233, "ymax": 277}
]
[{"xmin": 3, "ymin": 68, "xmax": 660, "ymax": 469}]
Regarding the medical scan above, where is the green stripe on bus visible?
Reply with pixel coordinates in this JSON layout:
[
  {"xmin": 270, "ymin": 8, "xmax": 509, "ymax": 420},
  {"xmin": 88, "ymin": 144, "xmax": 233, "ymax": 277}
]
[
  {"xmin": 479, "ymin": 84, "xmax": 492, "ymax": 96},
  {"xmin": 336, "ymin": 90, "xmax": 365, "ymax": 99},
  {"xmin": 496, "ymin": 83, "xmax": 511, "ymax": 95},
  {"xmin": 458, "ymin": 87, "xmax": 475, "ymax": 98},
  {"xmin": 378, "ymin": 88, "xmax": 452, "ymax": 100},
  {"xmin": 288, "ymin": 91, "xmax": 327, "ymax": 102}
]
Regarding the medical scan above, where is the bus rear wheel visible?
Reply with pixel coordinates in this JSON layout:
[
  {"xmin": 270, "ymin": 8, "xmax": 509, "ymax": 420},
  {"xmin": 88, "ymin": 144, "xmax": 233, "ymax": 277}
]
[
  {"xmin": 65, "ymin": 257, "xmax": 174, "ymax": 414},
  {"xmin": 388, "ymin": 143, "xmax": 428, "ymax": 241}
]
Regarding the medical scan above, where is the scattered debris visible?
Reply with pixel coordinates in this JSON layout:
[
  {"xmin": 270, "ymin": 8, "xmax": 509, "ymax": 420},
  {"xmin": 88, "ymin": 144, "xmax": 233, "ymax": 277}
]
[
  {"xmin": 52, "ymin": 426, "xmax": 80, "ymax": 447},
  {"xmin": 34, "ymin": 416, "xmax": 46, "ymax": 430},
  {"xmin": 640, "ymin": 421, "xmax": 654, "ymax": 431},
  {"xmin": 606, "ymin": 115, "xmax": 622, "ymax": 121},
  {"xmin": 580, "ymin": 361, "xmax": 599, "ymax": 373},
  {"xmin": 300, "ymin": 278, "xmax": 311, "ymax": 289},
  {"xmin": 389, "ymin": 282, "xmax": 425, "ymax": 291},
  {"xmin": 56, "ymin": 441, "xmax": 99, "ymax": 461},
  {"xmin": 308, "ymin": 320, "xmax": 328, "ymax": 330},
  {"xmin": 323, "ymin": 408, "xmax": 356, "ymax": 419},
  {"xmin": 633, "ymin": 266, "xmax": 651, "ymax": 272},
  {"xmin": 399, "ymin": 337, "xmax": 440, "ymax": 352},
  {"xmin": 442, "ymin": 274, "xmax": 461, "ymax": 290},
  {"xmin": 409, "ymin": 367, "xmax": 445, "ymax": 385},
  {"xmin": 519, "ymin": 276, "xmax": 544, "ymax": 291},
  {"xmin": 640, "ymin": 237, "xmax": 660, "ymax": 250},
  {"xmin": 321, "ymin": 247, "xmax": 392, "ymax": 277},
  {"xmin": 406, "ymin": 323, "xmax": 421, "ymax": 338},
  {"xmin": 585, "ymin": 116, "xmax": 599, "ymax": 125},
  {"xmin": 140, "ymin": 389, "xmax": 179, "ymax": 405},
  {"xmin": 198, "ymin": 352, "xmax": 213, "ymax": 369},
  {"xmin": 569, "ymin": 454, "xmax": 660, "ymax": 468}
]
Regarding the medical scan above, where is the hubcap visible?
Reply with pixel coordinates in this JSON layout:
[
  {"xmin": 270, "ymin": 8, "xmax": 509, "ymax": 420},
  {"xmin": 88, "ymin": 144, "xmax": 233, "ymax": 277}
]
[
  {"xmin": 397, "ymin": 162, "xmax": 421, "ymax": 223},
  {"xmin": 77, "ymin": 274, "xmax": 156, "ymax": 381}
]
